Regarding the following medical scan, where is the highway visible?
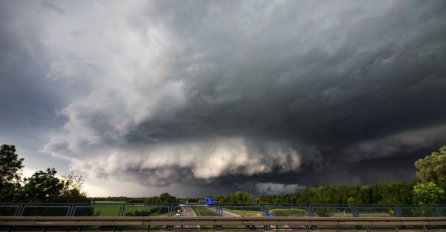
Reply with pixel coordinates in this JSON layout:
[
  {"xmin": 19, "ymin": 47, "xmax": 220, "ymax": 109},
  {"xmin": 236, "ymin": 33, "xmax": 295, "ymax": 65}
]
[
  {"xmin": 180, "ymin": 206, "xmax": 196, "ymax": 217},
  {"xmin": 220, "ymin": 208, "xmax": 241, "ymax": 217},
  {"xmin": 205, "ymin": 206, "xmax": 241, "ymax": 217},
  {"xmin": 179, "ymin": 205, "xmax": 198, "ymax": 229}
]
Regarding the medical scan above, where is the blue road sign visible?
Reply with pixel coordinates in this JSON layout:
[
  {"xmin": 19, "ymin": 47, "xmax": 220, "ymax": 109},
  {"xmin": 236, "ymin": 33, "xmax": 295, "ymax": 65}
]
[
  {"xmin": 205, "ymin": 198, "xmax": 215, "ymax": 204},
  {"xmin": 264, "ymin": 210, "xmax": 275, "ymax": 217}
]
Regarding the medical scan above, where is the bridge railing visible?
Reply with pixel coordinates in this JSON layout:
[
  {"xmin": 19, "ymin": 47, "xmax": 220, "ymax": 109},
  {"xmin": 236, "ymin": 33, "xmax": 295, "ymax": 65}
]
[
  {"xmin": 1, "ymin": 204, "xmax": 446, "ymax": 231},
  {"xmin": 215, "ymin": 204, "xmax": 446, "ymax": 217},
  {"xmin": 1, "ymin": 216, "xmax": 446, "ymax": 225},
  {"xmin": 1, "ymin": 203, "xmax": 445, "ymax": 217},
  {"xmin": 0, "ymin": 203, "xmax": 174, "ymax": 217}
]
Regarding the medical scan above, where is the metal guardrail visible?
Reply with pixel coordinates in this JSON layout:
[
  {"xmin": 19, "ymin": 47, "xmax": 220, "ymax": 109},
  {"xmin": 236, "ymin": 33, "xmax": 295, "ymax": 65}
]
[
  {"xmin": 1, "ymin": 216, "xmax": 446, "ymax": 226},
  {"xmin": 1, "ymin": 203, "xmax": 446, "ymax": 217},
  {"xmin": 1, "ymin": 204, "xmax": 446, "ymax": 231},
  {"xmin": 0, "ymin": 203, "xmax": 174, "ymax": 217}
]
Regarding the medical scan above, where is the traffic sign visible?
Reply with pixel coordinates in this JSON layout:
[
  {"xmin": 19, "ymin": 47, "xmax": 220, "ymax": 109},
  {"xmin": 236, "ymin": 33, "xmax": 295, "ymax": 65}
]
[{"xmin": 205, "ymin": 198, "xmax": 215, "ymax": 204}]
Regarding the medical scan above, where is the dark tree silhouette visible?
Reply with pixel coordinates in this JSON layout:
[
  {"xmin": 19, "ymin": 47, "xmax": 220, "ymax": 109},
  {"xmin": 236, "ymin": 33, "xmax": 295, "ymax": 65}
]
[{"xmin": 0, "ymin": 144, "xmax": 24, "ymax": 202}]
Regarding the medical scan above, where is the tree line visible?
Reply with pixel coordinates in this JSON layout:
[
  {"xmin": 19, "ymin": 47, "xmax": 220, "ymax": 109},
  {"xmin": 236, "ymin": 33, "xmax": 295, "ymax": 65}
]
[
  {"xmin": 0, "ymin": 144, "xmax": 88, "ymax": 203},
  {"xmin": 214, "ymin": 147, "xmax": 446, "ymax": 205},
  {"xmin": 91, "ymin": 193, "xmax": 177, "ymax": 204}
]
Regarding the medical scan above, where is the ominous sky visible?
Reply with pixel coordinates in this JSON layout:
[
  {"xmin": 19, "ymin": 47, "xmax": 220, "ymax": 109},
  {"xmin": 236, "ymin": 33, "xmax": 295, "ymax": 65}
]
[{"xmin": 1, "ymin": 0, "xmax": 446, "ymax": 197}]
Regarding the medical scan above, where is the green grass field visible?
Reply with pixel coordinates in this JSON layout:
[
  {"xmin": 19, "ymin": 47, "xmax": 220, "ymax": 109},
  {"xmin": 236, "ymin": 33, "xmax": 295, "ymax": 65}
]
[
  {"xmin": 225, "ymin": 209, "xmax": 263, "ymax": 217},
  {"xmin": 313, "ymin": 209, "xmax": 353, "ymax": 217},
  {"xmin": 93, "ymin": 206, "xmax": 121, "ymax": 216},
  {"xmin": 192, "ymin": 207, "xmax": 219, "ymax": 216},
  {"xmin": 124, "ymin": 206, "xmax": 169, "ymax": 216},
  {"xmin": 90, "ymin": 201, "xmax": 169, "ymax": 216},
  {"xmin": 91, "ymin": 201, "xmax": 123, "ymax": 216},
  {"xmin": 93, "ymin": 201, "xmax": 126, "ymax": 204},
  {"xmin": 93, "ymin": 206, "xmax": 169, "ymax": 216},
  {"xmin": 268, "ymin": 208, "xmax": 307, "ymax": 216}
]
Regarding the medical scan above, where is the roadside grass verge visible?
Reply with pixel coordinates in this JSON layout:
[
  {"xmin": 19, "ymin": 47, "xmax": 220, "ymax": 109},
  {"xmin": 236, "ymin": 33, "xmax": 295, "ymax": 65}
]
[
  {"xmin": 268, "ymin": 208, "xmax": 307, "ymax": 216},
  {"xmin": 192, "ymin": 207, "xmax": 219, "ymax": 216},
  {"xmin": 224, "ymin": 209, "xmax": 262, "ymax": 217}
]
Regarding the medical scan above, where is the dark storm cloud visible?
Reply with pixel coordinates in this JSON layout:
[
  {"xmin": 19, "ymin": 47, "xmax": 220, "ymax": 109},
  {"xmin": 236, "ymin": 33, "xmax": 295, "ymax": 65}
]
[
  {"xmin": 2, "ymin": 0, "xmax": 446, "ymax": 194},
  {"xmin": 0, "ymin": 1, "xmax": 69, "ymax": 144},
  {"xmin": 126, "ymin": 0, "xmax": 446, "ymax": 147},
  {"xmin": 115, "ymin": 0, "xmax": 446, "ymax": 186}
]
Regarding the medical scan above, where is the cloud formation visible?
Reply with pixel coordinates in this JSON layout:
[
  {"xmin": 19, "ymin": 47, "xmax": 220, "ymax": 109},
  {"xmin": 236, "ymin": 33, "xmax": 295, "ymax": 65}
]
[
  {"xmin": 1, "ymin": 0, "xmax": 446, "ymax": 194},
  {"xmin": 71, "ymin": 138, "xmax": 301, "ymax": 186}
]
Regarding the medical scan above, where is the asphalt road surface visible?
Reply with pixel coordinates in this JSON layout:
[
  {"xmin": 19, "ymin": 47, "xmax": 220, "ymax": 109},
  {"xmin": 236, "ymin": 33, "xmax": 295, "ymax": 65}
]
[
  {"xmin": 180, "ymin": 206, "xmax": 197, "ymax": 217},
  {"xmin": 180, "ymin": 206, "xmax": 198, "ymax": 229},
  {"xmin": 205, "ymin": 206, "xmax": 240, "ymax": 217}
]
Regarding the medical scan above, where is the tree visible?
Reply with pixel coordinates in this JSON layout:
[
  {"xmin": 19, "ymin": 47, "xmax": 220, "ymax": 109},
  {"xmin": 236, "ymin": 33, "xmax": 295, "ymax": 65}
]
[
  {"xmin": 369, "ymin": 182, "xmax": 413, "ymax": 205},
  {"xmin": 346, "ymin": 197, "xmax": 356, "ymax": 205},
  {"xmin": 159, "ymin": 192, "xmax": 176, "ymax": 203},
  {"xmin": 1, "ymin": 144, "xmax": 89, "ymax": 203},
  {"xmin": 232, "ymin": 191, "xmax": 256, "ymax": 204},
  {"xmin": 60, "ymin": 172, "xmax": 89, "ymax": 203},
  {"xmin": 0, "ymin": 144, "xmax": 24, "ymax": 201},
  {"xmin": 144, "ymin": 193, "xmax": 177, "ymax": 204},
  {"xmin": 356, "ymin": 186, "xmax": 372, "ymax": 204},
  {"xmin": 412, "ymin": 182, "xmax": 445, "ymax": 205},
  {"xmin": 22, "ymin": 168, "xmax": 65, "ymax": 202},
  {"xmin": 415, "ymin": 146, "xmax": 446, "ymax": 188}
]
